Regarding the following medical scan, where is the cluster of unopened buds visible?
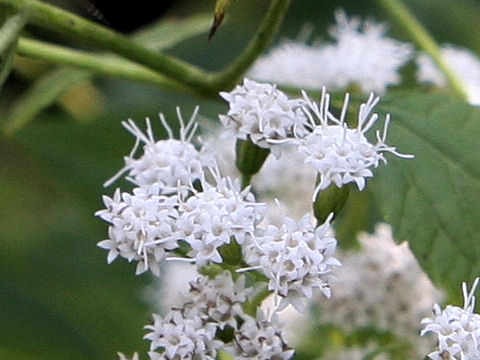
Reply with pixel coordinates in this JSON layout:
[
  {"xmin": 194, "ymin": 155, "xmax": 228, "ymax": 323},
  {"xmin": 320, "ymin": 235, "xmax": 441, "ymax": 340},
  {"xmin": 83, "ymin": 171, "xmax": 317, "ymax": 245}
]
[{"xmin": 97, "ymin": 79, "xmax": 413, "ymax": 359}]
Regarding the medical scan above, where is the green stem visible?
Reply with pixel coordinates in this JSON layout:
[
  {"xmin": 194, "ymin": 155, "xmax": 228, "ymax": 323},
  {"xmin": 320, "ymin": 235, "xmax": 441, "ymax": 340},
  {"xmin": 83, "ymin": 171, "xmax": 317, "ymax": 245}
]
[
  {"xmin": 17, "ymin": 38, "xmax": 189, "ymax": 92},
  {"xmin": 0, "ymin": 10, "xmax": 28, "ymax": 94},
  {"xmin": 377, "ymin": 0, "xmax": 468, "ymax": 101},
  {"xmin": 0, "ymin": 0, "xmax": 215, "ymax": 96},
  {"xmin": 213, "ymin": 0, "xmax": 291, "ymax": 89},
  {"xmin": 0, "ymin": 10, "xmax": 27, "ymax": 54},
  {"xmin": 0, "ymin": 0, "xmax": 291, "ymax": 96}
]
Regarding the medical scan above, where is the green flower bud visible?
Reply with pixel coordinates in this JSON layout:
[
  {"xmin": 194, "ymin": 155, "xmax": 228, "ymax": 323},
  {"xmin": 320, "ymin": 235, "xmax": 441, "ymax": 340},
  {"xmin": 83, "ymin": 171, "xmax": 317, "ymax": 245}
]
[{"xmin": 313, "ymin": 183, "xmax": 350, "ymax": 224}]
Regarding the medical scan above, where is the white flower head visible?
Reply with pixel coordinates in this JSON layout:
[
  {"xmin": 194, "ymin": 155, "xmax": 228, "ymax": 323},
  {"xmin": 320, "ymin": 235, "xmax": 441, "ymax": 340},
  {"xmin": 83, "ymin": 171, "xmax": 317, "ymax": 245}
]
[
  {"xmin": 248, "ymin": 10, "xmax": 413, "ymax": 94},
  {"xmin": 219, "ymin": 79, "xmax": 307, "ymax": 158},
  {"xmin": 182, "ymin": 272, "xmax": 247, "ymax": 329},
  {"xmin": 325, "ymin": 9, "xmax": 413, "ymax": 93},
  {"xmin": 177, "ymin": 169, "xmax": 266, "ymax": 267},
  {"xmin": 145, "ymin": 310, "xmax": 222, "ymax": 360},
  {"xmin": 243, "ymin": 212, "xmax": 341, "ymax": 312},
  {"xmin": 421, "ymin": 277, "xmax": 480, "ymax": 360},
  {"xmin": 95, "ymin": 186, "xmax": 179, "ymax": 276},
  {"xmin": 299, "ymin": 88, "xmax": 413, "ymax": 200},
  {"xmin": 318, "ymin": 224, "xmax": 442, "ymax": 358},
  {"xmin": 417, "ymin": 45, "xmax": 480, "ymax": 106},
  {"xmin": 227, "ymin": 310, "xmax": 295, "ymax": 360},
  {"xmin": 248, "ymin": 40, "xmax": 324, "ymax": 91},
  {"xmin": 104, "ymin": 107, "xmax": 213, "ymax": 195}
]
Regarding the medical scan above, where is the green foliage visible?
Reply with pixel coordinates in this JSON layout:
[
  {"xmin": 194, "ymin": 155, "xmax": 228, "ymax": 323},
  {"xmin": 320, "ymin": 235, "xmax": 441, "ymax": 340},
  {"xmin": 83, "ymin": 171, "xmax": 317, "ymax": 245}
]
[
  {"xmin": 3, "ymin": 68, "xmax": 90, "ymax": 134},
  {"xmin": 2, "ymin": 13, "xmax": 212, "ymax": 135},
  {"xmin": 0, "ymin": 143, "xmax": 152, "ymax": 360},
  {"xmin": 235, "ymin": 138, "xmax": 271, "ymax": 187},
  {"xmin": 374, "ymin": 91, "xmax": 480, "ymax": 302},
  {"xmin": 313, "ymin": 183, "xmax": 350, "ymax": 224},
  {"xmin": 0, "ymin": 10, "xmax": 26, "ymax": 93}
]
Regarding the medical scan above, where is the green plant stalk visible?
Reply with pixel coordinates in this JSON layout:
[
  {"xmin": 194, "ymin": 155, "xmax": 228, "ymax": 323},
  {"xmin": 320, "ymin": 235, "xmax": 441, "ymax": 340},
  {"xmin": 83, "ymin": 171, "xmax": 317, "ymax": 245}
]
[
  {"xmin": 212, "ymin": 0, "xmax": 292, "ymax": 89},
  {"xmin": 0, "ymin": 0, "xmax": 291, "ymax": 95},
  {"xmin": 17, "ymin": 38, "xmax": 189, "ymax": 92},
  {"xmin": 377, "ymin": 0, "xmax": 469, "ymax": 101},
  {"xmin": 0, "ymin": 40, "xmax": 17, "ymax": 92},
  {"xmin": 0, "ymin": 11, "xmax": 27, "ymax": 93},
  {"xmin": 3, "ymin": 68, "xmax": 90, "ymax": 135},
  {"xmin": 0, "ymin": 11, "xmax": 27, "ymax": 54},
  {"xmin": 0, "ymin": 0, "xmax": 215, "ymax": 95}
]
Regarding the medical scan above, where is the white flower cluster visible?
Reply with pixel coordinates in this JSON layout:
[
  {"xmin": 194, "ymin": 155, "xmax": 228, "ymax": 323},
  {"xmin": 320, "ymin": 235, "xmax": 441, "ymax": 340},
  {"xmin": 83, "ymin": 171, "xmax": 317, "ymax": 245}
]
[
  {"xmin": 244, "ymin": 213, "xmax": 340, "ymax": 311},
  {"xmin": 144, "ymin": 272, "xmax": 294, "ymax": 360},
  {"xmin": 317, "ymin": 224, "xmax": 442, "ymax": 358},
  {"xmin": 98, "ymin": 79, "xmax": 409, "ymax": 279},
  {"xmin": 96, "ymin": 109, "xmax": 266, "ymax": 275},
  {"xmin": 98, "ymin": 77, "xmax": 414, "ymax": 360},
  {"xmin": 103, "ymin": 107, "xmax": 212, "ymax": 193},
  {"xmin": 178, "ymin": 174, "xmax": 264, "ymax": 267},
  {"xmin": 417, "ymin": 44, "xmax": 480, "ymax": 106},
  {"xmin": 96, "ymin": 187, "xmax": 179, "ymax": 276},
  {"xmin": 228, "ymin": 310, "xmax": 295, "ymax": 360},
  {"xmin": 299, "ymin": 89, "xmax": 413, "ymax": 200},
  {"xmin": 220, "ymin": 79, "xmax": 412, "ymax": 200},
  {"xmin": 219, "ymin": 78, "xmax": 306, "ymax": 157},
  {"xmin": 249, "ymin": 10, "xmax": 413, "ymax": 94},
  {"xmin": 421, "ymin": 278, "xmax": 480, "ymax": 360}
]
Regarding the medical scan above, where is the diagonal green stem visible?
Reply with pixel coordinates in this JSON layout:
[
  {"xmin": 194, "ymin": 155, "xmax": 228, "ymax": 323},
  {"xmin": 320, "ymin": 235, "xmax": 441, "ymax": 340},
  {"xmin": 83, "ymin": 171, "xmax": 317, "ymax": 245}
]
[
  {"xmin": 0, "ymin": 10, "xmax": 28, "ymax": 93},
  {"xmin": 212, "ymin": 0, "xmax": 291, "ymax": 89},
  {"xmin": 0, "ymin": 10, "xmax": 27, "ymax": 54},
  {"xmin": 0, "ymin": 0, "xmax": 215, "ymax": 95},
  {"xmin": 17, "ymin": 38, "xmax": 189, "ymax": 92},
  {"xmin": 0, "ymin": 0, "xmax": 290, "ymax": 96},
  {"xmin": 377, "ymin": 0, "xmax": 468, "ymax": 101}
]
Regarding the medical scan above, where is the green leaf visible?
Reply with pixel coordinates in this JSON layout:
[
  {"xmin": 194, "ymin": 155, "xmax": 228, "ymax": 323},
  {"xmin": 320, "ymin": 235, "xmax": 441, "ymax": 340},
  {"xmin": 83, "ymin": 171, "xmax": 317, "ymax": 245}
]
[
  {"xmin": 2, "ymin": 68, "xmax": 90, "ymax": 135},
  {"xmin": 0, "ymin": 11, "xmax": 27, "ymax": 93},
  {"xmin": 0, "ymin": 11, "xmax": 27, "ymax": 54},
  {"xmin": 133, "ymin": 13, "xmax": 211, "ymax": 51},
  {"xmin": 0, "ymin": 38, "xmax": 17, "ymax": 93},
  {"xmin": 372, "ymin": 91, "xmax": 480, "ymax": 302},
  {"xmin": 0, "ymin": 147, "xmax": 150, "ymax": 360},
  {"xmin": 4, "ymin": 13, "xmax": 212, "ymax": 134}
]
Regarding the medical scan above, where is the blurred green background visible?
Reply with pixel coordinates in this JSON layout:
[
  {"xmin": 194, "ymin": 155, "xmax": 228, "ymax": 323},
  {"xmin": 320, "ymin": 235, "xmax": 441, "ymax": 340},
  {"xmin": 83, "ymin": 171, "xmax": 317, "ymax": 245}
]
[{"xmin": 1, "ymin": 0, "xmax": 480, "ymax": 358}]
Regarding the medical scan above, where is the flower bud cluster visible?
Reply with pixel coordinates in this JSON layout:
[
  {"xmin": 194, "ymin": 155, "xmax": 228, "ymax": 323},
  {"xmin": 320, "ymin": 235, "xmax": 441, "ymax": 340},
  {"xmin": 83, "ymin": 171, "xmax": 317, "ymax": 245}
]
[
  {"xmin": 244, "ymin": 213, "xmax": 340, "ymax": 312},
  {"xmin": 144, "ymin": 272, "xmax": 293, "ymax": 360},
  {"xmin": 219, "ymin": 78, "xmax": 307, "ymax": 158},
  {"xmin": 96, "ymin": 186, "xmax": 179, "ymax": 276}
]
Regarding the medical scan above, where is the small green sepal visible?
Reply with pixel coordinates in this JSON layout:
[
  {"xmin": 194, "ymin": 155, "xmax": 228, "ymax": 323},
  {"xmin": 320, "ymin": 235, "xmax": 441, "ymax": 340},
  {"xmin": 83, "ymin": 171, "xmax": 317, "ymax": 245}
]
[
  {"xmin": 313, "ymin": 183, "xmax": 350, "ymax": 224},
  {"xmin": 235, "ymin": 138, "xmax": 270, "ymax": 186}
]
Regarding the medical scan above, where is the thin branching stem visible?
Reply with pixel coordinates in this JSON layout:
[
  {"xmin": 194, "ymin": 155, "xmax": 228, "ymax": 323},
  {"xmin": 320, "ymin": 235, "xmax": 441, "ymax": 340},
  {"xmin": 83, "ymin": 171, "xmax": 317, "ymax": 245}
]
[
  {"xmin": 17, "ymin": 38, "xmax": 189, "ymax": 92},
  {"xmin": 0, "ymin": 0, "xmax": 291, "ymax": 96},
  {"xmin": 211, "ymin": 0, "xmax": 292, "ymax": 89}
]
